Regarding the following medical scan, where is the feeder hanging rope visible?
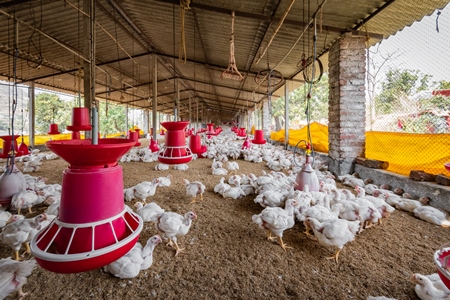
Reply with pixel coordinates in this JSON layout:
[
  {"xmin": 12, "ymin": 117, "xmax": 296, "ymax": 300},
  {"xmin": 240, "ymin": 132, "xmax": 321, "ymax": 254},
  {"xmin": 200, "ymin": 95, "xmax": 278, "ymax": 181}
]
[
  {"xmin": 179, "ymin": 0, "xmax": 190, "ymax": 63},
  {"xmin": 221, "ymin": 11, "xmax": 243, "ymax": 81}
]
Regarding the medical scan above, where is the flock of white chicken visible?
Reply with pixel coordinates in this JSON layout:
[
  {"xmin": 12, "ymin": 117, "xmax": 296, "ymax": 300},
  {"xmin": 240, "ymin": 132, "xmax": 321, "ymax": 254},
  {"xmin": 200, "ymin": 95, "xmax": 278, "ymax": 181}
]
[{"xmin": 1, "ymin": 131, "xmax": 450, "ymax": 299}]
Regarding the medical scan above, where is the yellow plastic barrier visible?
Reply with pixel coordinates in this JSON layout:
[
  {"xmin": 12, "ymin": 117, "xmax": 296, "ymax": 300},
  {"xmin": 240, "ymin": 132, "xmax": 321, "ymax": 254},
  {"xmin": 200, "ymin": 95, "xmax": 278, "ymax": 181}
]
[{"xmin": 270, "ymin": 123, "xmax": 450, "ymax": 176}]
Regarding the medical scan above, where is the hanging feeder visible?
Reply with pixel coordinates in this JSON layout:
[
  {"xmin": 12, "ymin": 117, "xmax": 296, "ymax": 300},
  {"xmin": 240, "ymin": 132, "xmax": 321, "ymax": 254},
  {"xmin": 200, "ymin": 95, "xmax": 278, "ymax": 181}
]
[
  {"xmin": 18, "ymin": 137, "xmax": 30, "ymax": 155},
  {"xmin": 251, "ymin": 130, "xmax": 266, "ymax": 145},
  {"xmin": 241, "ymin": 135, "xmax": 251, "ymax": 150},
  {"xmin": 128, "ymin": 130, "xmax": 141, "ymax": 147},
  {"xmin": 434, "ymin": 243, "xmax": 450, "ymax": 289},
  {"xmin": 0, "ymin": 135, "xmax": 23, "ymax": 158},
  {"xmin": 30, "ymin": 138, "xmax": 142, "ymax": 273},
  {"xmin": 0, "ymin": 164, "xmax": 27, "ymax": 209},
  {"xmin": 149, "ymin": 137, "xmax": 160, "ymax": 153},
  {"xmin": 294, "ymin": 143, "xmax": 320, "ymax": 192},
  {"xmin": 189, "ymin": 134, "xmax": 207, "ymax": 157},
  {"xmin": 237, "ymin": 127, "xmax": 247, "ymax": 137},
  {"xmin": 66, "ymin": 107, "xmax": 92, "ymax": 140},
  {"xmin": 158, "ymin": 121, "xmax": 193, "ymax": 165},
  {"xmin": 47, "ymin": 123, "xmax": 61, "ymax": 135}
]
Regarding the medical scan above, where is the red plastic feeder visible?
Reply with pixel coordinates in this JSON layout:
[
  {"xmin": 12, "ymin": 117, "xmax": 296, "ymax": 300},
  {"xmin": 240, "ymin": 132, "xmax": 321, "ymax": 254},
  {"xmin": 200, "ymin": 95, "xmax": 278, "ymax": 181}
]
[
  {"xmin": 0, "ymin": 135, "xmax": 23, "ymax": 158},
  {"xmin": 66, "ymin": 108, "xmax": 92, "ymax": 140},
  {"xmin": 189, "ymin": 134, "xmax": 207, "ymax": 156},
  {"xmin": 242, "ymin": 136, "xmax": 251, "ymax": 150},
  {"xmin": 237, "ymin": 127, "xmax": 247, "ymax": 137},
  {"xmin": 48, "ymin": 123, "xmax": 61, "ymax": 135},
  {"xmin": 149, "ymin": 137, "xmax": 160, "ymax": 153},
  {"xmin": 434, "ymin": 243, "xmax": 450, "ymax": 289},
  {"xmin": 158, "ymin": 121, "xmax": 193, "ymax": 165},
  {"xmin": 160, "ymin": 129, "xmax": 165, "ymax": 135},
  {"xmin": 18, "ymin": 139, "xmax": 30, "ymax": 155},
  {"xmin": 251, "ymin": 130, "xmax": 267, "ymax": 145},
  {"xmin": 30, "ymin": 138, "xmax": 143, "ymax": 273},
  {"xmin": 128, "ymin": 130, "xmax": 141, "ymax": 147},
  {"xmin": 445, "ymin": 163, "xmax": 450, "ymax": 172},
  {"xmin": 0, "ymin": 164, "xmax": 27, "ymax": 209},
  {"xmin": 206, "ymin": 123, "xmax": 218, "ymax": 137}
]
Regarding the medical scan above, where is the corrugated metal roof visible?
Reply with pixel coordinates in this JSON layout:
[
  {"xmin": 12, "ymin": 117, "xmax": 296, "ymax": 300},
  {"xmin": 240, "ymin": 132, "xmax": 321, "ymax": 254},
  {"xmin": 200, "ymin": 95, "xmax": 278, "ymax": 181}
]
[{"xmin": 0, "ymin": 0, "xmax": 448, "ymax": 118}]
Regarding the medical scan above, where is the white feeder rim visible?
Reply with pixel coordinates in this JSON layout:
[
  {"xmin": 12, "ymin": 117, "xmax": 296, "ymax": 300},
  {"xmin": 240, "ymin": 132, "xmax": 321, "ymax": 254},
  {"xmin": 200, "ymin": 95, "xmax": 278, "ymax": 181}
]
[
  {"xmin": 30, "ymin": 206, "xmax": 143, "ymax": 262},
  {"xmin": 434, "ymin": 246, "xmax": 450, "ymax": 280}
]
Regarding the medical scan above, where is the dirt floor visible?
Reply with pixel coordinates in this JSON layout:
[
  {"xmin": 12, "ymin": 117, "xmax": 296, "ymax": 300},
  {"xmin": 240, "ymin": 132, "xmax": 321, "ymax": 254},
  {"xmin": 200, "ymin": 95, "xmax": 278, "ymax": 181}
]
[{"xmin": 2, "ymin": 138, "xmax": 450, "ymax": 300}]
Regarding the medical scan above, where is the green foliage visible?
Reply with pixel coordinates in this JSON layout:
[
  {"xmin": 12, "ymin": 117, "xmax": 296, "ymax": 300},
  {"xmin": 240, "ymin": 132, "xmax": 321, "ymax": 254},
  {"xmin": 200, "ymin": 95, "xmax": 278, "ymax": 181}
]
[
  {"xmin": 35, "ymin": 93, "xmax": 74, "ymax": 134},
  {"xmin": 438, "ymin": 80, "xmax": 450, "ymax": 89},
  {"xmin": 98, "ymin": 101, "xmax": 127, "ymax": 135},
  {"xmin": 271, "ymin": 73, "xmax": 329, "ymax": 129},
  {"xmin": 375, "ymin": 69, "xmax": 430, "ymax": 114}
]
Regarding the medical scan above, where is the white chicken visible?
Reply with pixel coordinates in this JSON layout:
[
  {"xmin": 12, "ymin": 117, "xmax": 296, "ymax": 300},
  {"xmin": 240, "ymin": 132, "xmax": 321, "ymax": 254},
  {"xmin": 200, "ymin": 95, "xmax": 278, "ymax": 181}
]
[
  {"xmin": 413, "ymin": 206, "xmax": 450, "ymax": 227},
  {"xmin": 304, "ymin": 217, "xmax": 360, "ymax": 263},
  {"xmin": 212, "ymin": 167, "xmax": 228, "ymax": 176},
  {"xmin": 157, "ymin": 175, "xmax": 172, "ymax": 187},
  {"xmin": 252, "ymin": 199, "xmax": 298, "ymax": 251},
  {"xmin": 11, "ymin": 190, "xmax": 39, "ymax": 215},
  {"xmin": 103, "ymin": 235, "xmax": 162, "ymax": 279},
  {"xmin": 156, "ymin": 210, "xmax": 197, "ymax": 256},
  {"xmin": 183, "ymin": 179, "xmax": 206, "ymax": 203},
  {"xmin": 226, "ymin": 161, "xmax": 239, "ymax": 174},
  {"xmin": 221, "ymin": 185, "xmax": 246, "ymax": 200},
  {"xmin": 134, "ymin": 202, "xmax": 165, "ymax": 223},
  {"xmin": 211, "ymin": 159, "xmax": 223, "ymax": 169},
  {"xmin": 0, "ymin": 257, "xmax": 37, "ymax": 300},
  {"xmin": 0, "ymin": 213, "xmax": 48, "ymax": 260},
  {"xmin": 395, "ymin": 197, "xmax": 429, "ymax": 213},
  {"xmin": 173, "ymin": 164, "xmax": 189, "ymax": 171},
  {"xmin": 0, "ymin": 210, "xmax": 12, "ymax": 228},
  {"xmin": 214, "ymin": 177, "xmax": 230, "ymax": 195},
  {"xmin": 134, "ymin": 178, "xmax": 160, "ymax": 202},
  {"xmin": 410, "ymin": 273, "xmax": 450, "ymax": 300},
  {"xmin": 155, "ymin": 163, "xmax": 169, "ymax": 170}
]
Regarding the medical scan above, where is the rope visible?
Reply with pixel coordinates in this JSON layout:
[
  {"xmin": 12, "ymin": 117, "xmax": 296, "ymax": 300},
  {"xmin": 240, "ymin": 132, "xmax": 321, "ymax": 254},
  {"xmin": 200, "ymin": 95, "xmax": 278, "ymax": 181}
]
[
  {"xmin": 221, "ymin": 10, "xmax": 243, "ymax": 81},
  {"xmin": 179, "ymin": 0, "xmax": 190, "ymax": 63}
]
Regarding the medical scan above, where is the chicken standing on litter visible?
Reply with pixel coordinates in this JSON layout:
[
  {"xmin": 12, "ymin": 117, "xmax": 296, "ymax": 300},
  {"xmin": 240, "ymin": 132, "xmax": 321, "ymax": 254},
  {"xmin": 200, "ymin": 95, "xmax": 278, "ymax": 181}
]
[
  {"xmin": 146, "ymin": 202, "xmax": 197, "ymax": 256},
  {"xmin": 183, "ymin": 179, "xmax": 206, "ymax": 203},
  {"xmin": 0, "ymin": 214, "xmax": 48, "ymax": 260},
  {"xmin": 252, "ymin": 199, "xmax": 298, "ymax": 251},
  {"xmin": 0, "ymin": 257, "xmax": 37, "ymax": 300}
]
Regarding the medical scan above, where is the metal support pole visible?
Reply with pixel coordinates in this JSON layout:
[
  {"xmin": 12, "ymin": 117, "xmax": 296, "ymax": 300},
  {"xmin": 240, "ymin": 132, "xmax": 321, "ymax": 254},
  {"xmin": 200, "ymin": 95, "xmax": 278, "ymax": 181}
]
[
  {"xmin": 284, "ymin": 81, "xmax": 290, "ymax": 150},
  {"xmin": 152, "ymin": 53, "xmax": 158, "ymax": 139},
  {"xmin": 28, "ymin": 81, "xmax": 35, "ymax": 148},
  {"xmin": 83, "ymin": 0, "xmax": 95, "ymax": 140},
  {"xmin": 125, "ymin": 104, "xmax": 129, "ymax": 134}
]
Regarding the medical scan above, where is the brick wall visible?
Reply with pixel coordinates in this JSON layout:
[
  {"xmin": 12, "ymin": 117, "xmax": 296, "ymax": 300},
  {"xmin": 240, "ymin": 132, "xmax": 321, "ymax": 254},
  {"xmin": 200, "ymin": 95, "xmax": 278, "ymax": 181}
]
[{"xmin": 328, "ymin": 34, "xmax": 366, "ymax": 175}]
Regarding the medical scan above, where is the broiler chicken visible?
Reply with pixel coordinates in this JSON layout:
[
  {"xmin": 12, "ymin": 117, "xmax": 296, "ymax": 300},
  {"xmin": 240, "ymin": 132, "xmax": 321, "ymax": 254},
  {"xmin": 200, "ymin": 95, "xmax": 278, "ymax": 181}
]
[
  {"xmin": 410, "ymin": 273, "xmax": 450, "ymax": 300},
  {"xmin": 214, "ymin": 177, "xmax": 230, "ymax": 195},
  {"xmin": 413, "ymin": 206, "xmax": 450, "ymax": 227},
  {"xmin": 226, "ymin": 161, "xmax": 239, "ymax": 174},
  {"xmin": 157, "ymin": 175, "xmax": 172, "ymax": 187},
  {"xmin": 252, "ymin": 199, "xmax": 298, "ymax": 251},
  {"xmin": 133, "ymin": 178, "xmax": 160, "ymax": 202},
  {"xmin": 0, "ymin": 257, "xmax": 37, "ymax": 300},
  {"xmin": 0, "ymin": 210, "xmax": 12, "ymax": 228},
  {"xmin": 304, "ymin": 217, "xmax": 360, "ymax": 263},
  {"xmin": 155, "ymin": 209, "xmax": 197, "ymax": 256},
  {"xmin": 134, "ymin": 202, "xmax": 165, "ymax": 223},
  {"xmin": 183, "ymin": 179, "xmax": 206, "ymax": 203},
  {"xmin": 0, "ymin": 214, "xmax": 48, "ymax": 260},
  {"xmin": 11, "ymin": 190, "xmax": 39, "ymax": 215},
  {"xmin": 103, "ymin": 235, "xmax": 162, "ymax": 279}
]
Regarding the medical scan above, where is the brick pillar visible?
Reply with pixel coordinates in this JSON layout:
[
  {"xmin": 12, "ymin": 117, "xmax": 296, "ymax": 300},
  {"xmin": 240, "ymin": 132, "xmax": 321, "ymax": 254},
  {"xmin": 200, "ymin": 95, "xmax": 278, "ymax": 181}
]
[
  {"xmin": 262, "ymin": 99, "xmax": 271, "ymax": 138},
  {"xmin": 328, "ymin": 34, "xmax": 366, "ymax": 175}
]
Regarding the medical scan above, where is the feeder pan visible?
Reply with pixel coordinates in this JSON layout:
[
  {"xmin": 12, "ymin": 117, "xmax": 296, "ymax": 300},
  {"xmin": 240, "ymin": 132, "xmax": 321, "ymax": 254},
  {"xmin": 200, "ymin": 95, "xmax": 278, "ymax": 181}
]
[
  {"xmin": 46, "ymin": 138, "xmax": 135, "ymax": 169},
  {"xmin": 128, "ymin": 130, "xmax": 141, "ymax": 147},
  {"xmin": 0, "ymin": 164, "xmax": 27, "ymax": 209},
  {"xmin": 48, "ymin": 123, "xmax": 61, "ymax": 135},
  {"xmin": 206, "ymin": 123, "xmax": 218, "ymax": 136},
  {"xmin": 18, "ymin": 141, "xmax": 30, "ymax": 155},
  {"xmin": 149, "ymin": 137, "xmax": 160, "ymax": 153},
  {"xmin": 251, "ymin": 130, "xmax": 267, "ymax": 145},
  {"xmin": 242, "ymin": 136, "xmax": 251, "ymax": 150},
  {"xmin": 294, "ymin": 155, "xmax": 320, "ymax": 192},
  {"xmin": 237, "ymin": 127, "xmax": 247, "ymax": 137},
  {"xmin": 434, "ymin": 243, "xmax": 450, "ymax": 289},
  {"xmin": 160, "ymin": 129, "xmax": 165, "ymax": 136},
  {"xmin": 0, "ymin": 135, "xmax": 23, "ymax": 158},
  {"xmin": 189, "ymin": 134, "xmax": 207, "ymax": 156},
  {"xmin": 158, "ymin": 121, "xmax": 193, "ymax": 165},
  {"xmin": 445, "ymin": 163, "xmax": 450, "ymax": 172},
  {"xmin": 31, "ymin": 138, "xmax": 141, "ymax": 273}
]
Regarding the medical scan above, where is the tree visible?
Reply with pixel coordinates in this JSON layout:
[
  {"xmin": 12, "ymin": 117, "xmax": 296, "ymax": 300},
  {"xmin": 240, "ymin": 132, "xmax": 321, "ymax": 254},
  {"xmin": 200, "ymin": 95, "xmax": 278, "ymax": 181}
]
[
  {"xmin": 35, "ymin": 93, "xmax": 74, "ymax": 134},
  {"xmin": 98, "ymin": 100, "xmax": 127, "ymax": 135}
]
